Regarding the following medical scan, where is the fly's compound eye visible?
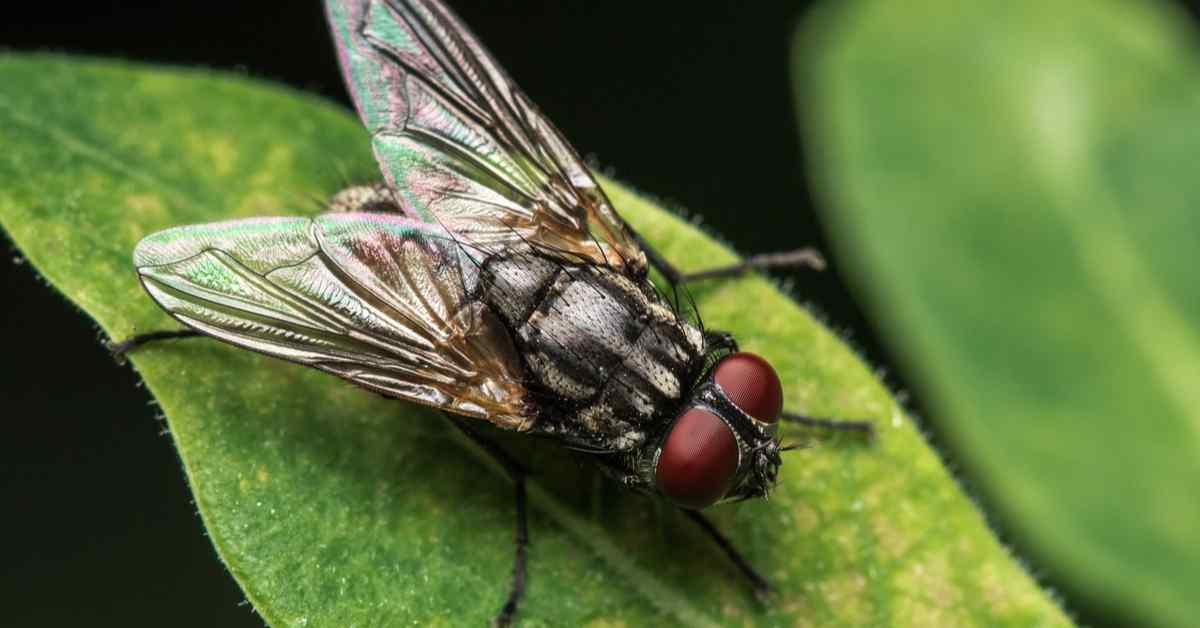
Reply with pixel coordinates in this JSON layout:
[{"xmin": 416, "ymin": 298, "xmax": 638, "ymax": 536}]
[
  {"xmin": 655, "ymin": 407, "xmax": 739, "ymax": 510},
  {"xmin": 713, "ymin": 351, "xmax": 783, "ymax": 423}
]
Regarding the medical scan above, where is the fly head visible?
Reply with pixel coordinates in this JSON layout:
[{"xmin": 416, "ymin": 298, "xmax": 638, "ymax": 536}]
[{"xmin": 641, "ymin": 350, "xmax": 786, "ymax": 510}]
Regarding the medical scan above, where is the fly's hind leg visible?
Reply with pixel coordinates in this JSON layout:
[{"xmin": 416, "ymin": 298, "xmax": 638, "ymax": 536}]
[
  {"xmin": 443, "ymin": 413, "xmax": 529, "ymax": 628},
  {"xmin": 630, "ymin": 229, "xmax": 826, "ymax": 288},
  {"xmin": 107, "ymin": 329, "xmax": 203, "ymax": 363}
]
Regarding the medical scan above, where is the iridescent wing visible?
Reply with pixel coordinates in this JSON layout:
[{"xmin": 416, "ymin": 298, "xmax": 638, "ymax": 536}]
[
  {"xmin": 134, "ymin": 213, "xmax": 532, "ymax": 430},
  {"xmin": 325, "ymin": 0, "xmax": 646, "ymax": 272}
]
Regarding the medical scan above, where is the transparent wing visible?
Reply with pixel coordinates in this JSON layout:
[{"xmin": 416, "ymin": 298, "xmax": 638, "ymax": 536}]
[
  {"xmin": 325, "ymin": 0, "xmax": 646, "ymax": 272},
  {"xmin": 134, "ymin": 213, "xmax": 532, "ymax": 430}
]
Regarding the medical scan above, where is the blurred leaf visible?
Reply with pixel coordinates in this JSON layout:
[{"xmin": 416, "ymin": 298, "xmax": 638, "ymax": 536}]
[
  {"xmin": 0, "ymin": 54, "xmax": 1068, "ymax": 626},
  {"xmin": 797, "ymin": 0, "xmax": 1200, "ymax": 625}
]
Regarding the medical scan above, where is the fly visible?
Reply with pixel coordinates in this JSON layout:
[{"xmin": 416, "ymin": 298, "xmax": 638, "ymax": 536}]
[{"xmin": 110, "ymin": 1, "xmax": 873, "ymax": 625}]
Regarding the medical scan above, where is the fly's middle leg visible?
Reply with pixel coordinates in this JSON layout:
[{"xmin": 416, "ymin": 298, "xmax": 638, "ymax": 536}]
[
  {"xmin": 442, "ymin": 413, "xmax": 530, "ymax": 628},
  {"xmin": 630, "ymin": 229, "xmax": 825, "ymax": 288}
]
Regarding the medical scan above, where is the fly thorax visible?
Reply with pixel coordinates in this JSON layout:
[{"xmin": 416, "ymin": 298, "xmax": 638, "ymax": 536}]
[
  {"xmin": 478, "ymin": 252, "xmax": 562, "ymax": 329},
  {"xmin": 484, "ymin": 257, "xmax": 705, "ymax": 446}
]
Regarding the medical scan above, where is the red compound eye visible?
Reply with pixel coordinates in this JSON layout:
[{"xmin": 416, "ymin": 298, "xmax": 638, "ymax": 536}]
[
  {"xmin": 655, "ymin": 407, "xmax": 740, "ymax": 510},
  {"xmin": 713, "ymin": 352, "xmax": 783, "ymax": 423}
]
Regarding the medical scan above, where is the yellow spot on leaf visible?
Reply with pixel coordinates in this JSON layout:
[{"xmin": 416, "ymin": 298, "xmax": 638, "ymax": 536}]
[
  {"xmin": 822, "ymin": 572, "xmax": 868, "ymax": 624},
  {"xmin": 124, "ymin": 193, "xmax": 165, "ymax": 215}
]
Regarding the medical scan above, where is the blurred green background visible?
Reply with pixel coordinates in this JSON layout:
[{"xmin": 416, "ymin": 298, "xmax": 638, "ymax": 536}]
[
  {"xmin": 2, "ymin": 0, "xmax": 1197, "ymax": 626},
  {"xmin": 800, "ymin": 2, "xmax": 1200, "ymax": 626}
]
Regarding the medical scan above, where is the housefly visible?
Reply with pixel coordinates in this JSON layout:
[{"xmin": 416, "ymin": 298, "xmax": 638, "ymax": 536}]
[{"xmin": 112, "ymin": 1, "xmax": 872, "ymax": 624}]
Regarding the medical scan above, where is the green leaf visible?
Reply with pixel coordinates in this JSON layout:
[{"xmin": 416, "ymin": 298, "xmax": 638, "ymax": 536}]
[
  {"xmin": 796, "ymin": 1, "xmax": 1200, "ymax": 626},
  {"xmin": 0, "ymin": 54, "xmax": 1068, "ymax": 627}
]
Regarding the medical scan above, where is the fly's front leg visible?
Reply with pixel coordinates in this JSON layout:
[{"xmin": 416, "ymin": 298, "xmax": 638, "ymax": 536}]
[
  {"xmin": 631, "ymin": 229, "xmax": 825, "ymax": 288},
  {"xmin": 682, "ymin": 508, "xmax": 772, "ymax": 598},
  {"xmin": 782, "ymin": 411, "xmax": 874, "ymax": 439},
  {"xmin": 443, "ymin": 413, "xmax": 529, "ymax": 628},
  {"xmin": 704, "ymin": 327, "xmax": 875, "ymax": 439},
  {"xmin": 107, "ymin": 329, "xmax": 203, "ymax": 363}
]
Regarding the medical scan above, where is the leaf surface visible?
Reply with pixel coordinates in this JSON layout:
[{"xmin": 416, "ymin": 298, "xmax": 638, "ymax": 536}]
[
  {"xmin": 0, "ymin": 54, "xmax": 1069, "ymax": 627},
  {"xmin": 797, "ymin": 1, "xmax": 1200, "ymax": 625}
]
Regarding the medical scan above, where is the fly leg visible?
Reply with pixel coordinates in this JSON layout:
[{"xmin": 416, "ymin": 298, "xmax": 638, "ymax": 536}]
[
  {"xmin": 704, "ymin": 328, "xmax": 875, "ymax": 438},
  {"xmin": 681, "ymin": 508, "xmax": 772, "ymax": 598},
  {"xmin": 631, "ymin": 230, "xmax": 825, "ymax": 287},
  {"xmin": 782, "ymin": 412, "xmax": 874, "ymax": 439},
  {"xmin": 443, "ymin": 413, "xmax": 529, "ymax": 628},
  {"xmin": 106, "ymin": 329, "xmax": 203, "ymax": 363}
]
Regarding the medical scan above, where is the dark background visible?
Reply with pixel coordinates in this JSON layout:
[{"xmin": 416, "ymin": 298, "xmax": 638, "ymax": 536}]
[{"xmin": 6, "ymin": 1, "xmax": 1172, "ymax": 625}]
